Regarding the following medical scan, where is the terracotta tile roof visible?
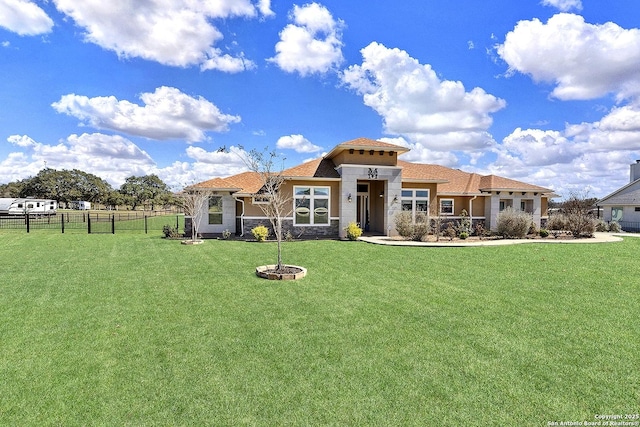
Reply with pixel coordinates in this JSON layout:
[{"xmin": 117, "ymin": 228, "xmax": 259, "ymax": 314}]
[{"xmin": 282, "ymin": 158, "xmax": 339, "ymax": 178}]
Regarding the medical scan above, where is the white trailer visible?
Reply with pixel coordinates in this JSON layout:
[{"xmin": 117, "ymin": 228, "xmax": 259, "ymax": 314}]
[
  {"xmin": 70, "ymin": 200, "xmax": 91, "ymax": 210},
  {"xmin": 0, "ymin": 198, "xmax": 58, "ymax": 215}
]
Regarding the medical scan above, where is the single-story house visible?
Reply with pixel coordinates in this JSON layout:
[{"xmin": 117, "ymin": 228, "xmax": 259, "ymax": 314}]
[
  {"xmin": 189, "ymin": 137, "xmax": 554, "ymax": 239},
  {"xmin": 597, "ymin": 160, "xmax": 640, "ymax": 232}
]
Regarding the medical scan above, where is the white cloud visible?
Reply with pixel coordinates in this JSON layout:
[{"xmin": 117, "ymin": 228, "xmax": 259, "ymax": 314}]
[
  {"xmin": 2, "ymin": 133, "xmax": 156, "ymax": 186},
  {"xmin": 342, "ymin": 42, "xmax": 506, "ymax": 154},
  {"xmin": 51, "ymin": 0, "xmax": 268, "ymax": 71},
  {"xmin": 276, "ymin": 134, "xmax": 322, "ymax": 153},
  {"xmin": 540, "ymin": 0, "xmax": 582, "ymax": 12},
  {"xmin": 268, "ymin": 2, "xmax": 344, "ymax": 76},
  {"xmin": 497, "ymin": 13, "xmax": 640, "ymax": 101},
  {"xmin": 491, "ymin": 105, "xmax": 640, "ymax": 197},
  {"xmin": 0, "ymin": 0, "xmax": 53, "ymax": 35},
  {"xmin": 52, "ymin": 86, "xmax": 241, "ymax": 142}
]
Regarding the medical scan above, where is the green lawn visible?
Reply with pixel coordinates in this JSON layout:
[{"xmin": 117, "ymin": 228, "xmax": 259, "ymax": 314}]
[{"xmin": 0, "ymin": 233, "xmax": 638, "ymax": 426}]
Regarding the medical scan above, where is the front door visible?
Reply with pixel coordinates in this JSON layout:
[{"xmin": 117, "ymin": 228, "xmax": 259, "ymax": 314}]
[{"xmin": 357, "ymin": 183, "xmax": 370, "ymax": 231}]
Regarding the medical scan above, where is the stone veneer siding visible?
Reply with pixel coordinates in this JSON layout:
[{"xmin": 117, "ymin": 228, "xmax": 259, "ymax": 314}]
[{"xmin": 243, "ymin": 218, "xmax": 340, "ymax": 239}]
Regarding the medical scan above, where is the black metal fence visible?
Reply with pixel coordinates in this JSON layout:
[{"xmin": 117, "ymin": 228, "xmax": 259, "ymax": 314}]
[
  {"xmin": 619, "ymin": 221, "xmax": 640, "ymax": 233},
  {"xmin": 0, "ymin": 211, "xmax": 184, "ymax": 234}
]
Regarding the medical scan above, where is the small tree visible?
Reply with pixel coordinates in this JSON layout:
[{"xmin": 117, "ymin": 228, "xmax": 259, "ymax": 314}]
[
  {"xmin": 562, "ymin": 192, "xmax": 598, "ymax": 238},
  {"xmin": 240, "ymin": 147, "xmax": 293, "ymax": 272},
  {"xmin": 179, "ymin": 186, "xmax": 215, "ymax": 242}
]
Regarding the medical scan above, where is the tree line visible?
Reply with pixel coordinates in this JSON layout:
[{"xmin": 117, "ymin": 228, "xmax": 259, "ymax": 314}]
[{"xmin": 0, "ymin": 168, "xmax": 176, "ymax": 210}]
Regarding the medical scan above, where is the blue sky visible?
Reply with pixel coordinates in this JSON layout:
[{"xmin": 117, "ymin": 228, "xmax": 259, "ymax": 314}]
[{"xmin": 1, "ymin": 0, "xmax": 640, "ymax": 198}]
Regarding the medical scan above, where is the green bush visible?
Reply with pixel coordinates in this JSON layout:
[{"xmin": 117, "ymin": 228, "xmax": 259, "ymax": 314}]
[
  {"xmin": 162, "ymin": 225, "xmax": 181, "ymax": 239},
  {"xmin": 344, "ymin": 222, "xmax": 363, "ymax": 241},
  {"xmin": 459, "ymin": 231, "xmax": 469, "ymax": 240},
  {"xmin": 539, "ymin": 228, "xmax": 549, "ymax": 238},
  {"xmin": 496, "ymin": 207, "xmax": 532, "ymax": 239},
  {"xmin": 251, "ymin": 225, "xmax": 269, "ymax": 242}
]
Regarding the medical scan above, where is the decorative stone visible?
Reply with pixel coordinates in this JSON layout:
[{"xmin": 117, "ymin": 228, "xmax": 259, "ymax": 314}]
[{"xmin": 255, "ymin": 265, "xmax": 307, "ymax": 280}]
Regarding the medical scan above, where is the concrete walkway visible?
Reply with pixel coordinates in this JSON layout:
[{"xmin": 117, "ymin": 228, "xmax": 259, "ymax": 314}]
[{"xmin": 358, "ymin": 232, "xmax": 632, "ymax": 247}]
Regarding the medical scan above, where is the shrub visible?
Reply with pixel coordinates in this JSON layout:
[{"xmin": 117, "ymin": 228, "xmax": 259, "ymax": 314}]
[
  {"xmin": 595, "ymin": 219, "xmax": 608, "ymax": 232},
  {"xmin": 496, "ymin": 207, "xmax": 532, "ymax": 239},
  {"xmin": 395, "ymin": 211, "xmax": 415, "ymax": 239},
  {"xmin": 251, "ymin": 225, "xmax": 269, "ymax": 242},
  {"xmin": 609, "ymin": 221, "xmax": 621, "ymax": 232},
  {"xmin": 475, "ymin": 222, "xmax": 488, "ymax": 239},
  {"xmin": 394, "ymin": 211, "xmax": 430, "ymax": 241},
  {"xmin": 222, "ymin": 229, "xmax": 232, "ymax": 239},
  {"xmin": 547, "ymin": 213, "xmax": 568, "ymax": 231},
  {"xmin": 413, "ymin": 212, "xmax": 431, "ymax": 240},
  {"xmin": 344, "ymin": 222, "xmax": 363, "ymax": 241},
  {"xmin": 285, "ymin": 230, "xmax": 294, "ymax": 242},
  {"xmin": 443, "ymin": 223, "xmax": 457, "ymax": 241},
  {"xmin": 162, "ymin": 225, "xmax": 181, "ymax": 239},
  {"xmin": 566, "ymin": 212, "xmax": 597, "ymax": 238},
  {"xmin": 539, "ymin": 228, "xmax": 549, "ymax": 238},
  {"xmin": 459, "ymin": 231, "xmax": 469, "ymax": 240}
]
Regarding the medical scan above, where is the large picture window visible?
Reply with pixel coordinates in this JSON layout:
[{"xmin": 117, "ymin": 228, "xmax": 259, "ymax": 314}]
[
  {"xmin": 294, "ymin": 186, "xmax": 330, "ymax": 225},
  {"xmin": 401, "ymin": 189, "xmax": 429, "ymax": 221},
  {"xmin": 208, "ymin": 196, "xmax": 223, "ymax": 224}
]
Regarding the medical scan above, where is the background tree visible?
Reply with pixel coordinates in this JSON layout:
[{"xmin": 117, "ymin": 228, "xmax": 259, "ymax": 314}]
[
  {"xmin": 119, "ymin": 174, "xmax": 170, "ymax": 210},
  {"xmin": 241, "ymin": 147, "xmax": 293, "ymax": 272},
  {"xmin": 17, "ymin": 168, "xmax": 113, "ymax": 207}
]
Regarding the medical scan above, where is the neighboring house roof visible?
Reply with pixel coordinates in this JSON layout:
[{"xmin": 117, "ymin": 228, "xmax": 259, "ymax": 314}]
[{"xmin": 597, "ymin": 179, "xmax": 640, "ymax": 205}]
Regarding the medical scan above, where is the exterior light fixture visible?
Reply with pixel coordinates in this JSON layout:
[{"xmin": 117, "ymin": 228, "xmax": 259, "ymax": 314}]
[
  {"xmin": 379, "ymin": 191, "xmax": 384, "ymax": 198},
  {"xmin": 347, "ymin": 193, "xmax": 352, "ymax": 203},
  {"xmin": 392, "ymin": 195, "xmax": 398, "ymax": 204}
]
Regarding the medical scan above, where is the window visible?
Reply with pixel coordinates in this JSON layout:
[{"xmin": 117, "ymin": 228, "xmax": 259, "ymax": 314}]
[
  {"xmin": 499, "ymin": 199, "xmax": 513, "ymax": 211},
  {"xmin": 401, "ymin": 189, "xmax": 429, "ymax": 221},
  {"xmin": 294, "ymin": 186, "xmax": 330, "ymax": 225},
  {"xmin": 208, "ymin": 196, "xmax": 223, "ymax": 224},
  {"xmin": 440, "ymin": 199, "xmax": 454, "ymax": 215},
  {"xmin": 252, "ymin": 195, "xmax": 270, "ymax": 205}
]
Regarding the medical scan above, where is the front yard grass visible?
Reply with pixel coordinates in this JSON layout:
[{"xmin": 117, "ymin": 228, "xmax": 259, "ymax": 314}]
[{"xmin": 0, "ymin": 233, "xmax": 638, "ymax": 426}]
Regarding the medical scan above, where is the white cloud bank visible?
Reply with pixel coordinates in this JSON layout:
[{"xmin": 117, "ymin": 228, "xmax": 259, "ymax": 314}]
[
  {"xmin": 0, "ymin": 0, "xmax": 53, "ymax": 35},
  {"xmin": 492, "ymin": 14, "xmax": 640, "ymax": 197},
  {"xmin": 269, "ymin": 2, "xmax": 344, "ymax": 76},
  {"xmin": 342, "ymin": 42, "xmax": 506, "ymax": 161},
  {"xmin": 52, "ymin": 87, "xmax": 241, "ymax": 142},
  {"xmin": 1, "ymin": 134, "xmax": 250, "ymax": 189},
  {"xmin": 51, "ymin": 0, "xmax": 272, "ymax": 72},
  {"xmin": 498, "ymin": 13, "xmax": 640, "ymax": 101}
]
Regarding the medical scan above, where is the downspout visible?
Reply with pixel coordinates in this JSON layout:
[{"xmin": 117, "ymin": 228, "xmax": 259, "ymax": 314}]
[
  {"xmin": 234, "ymin": 196, "xmax": 245, "ymax": 237},
  {"xmin": 469, "ymin": 195, "xmax": 477, "ymax": 232}
]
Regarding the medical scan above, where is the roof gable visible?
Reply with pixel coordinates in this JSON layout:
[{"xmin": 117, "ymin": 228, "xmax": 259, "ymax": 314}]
[{"xmin": 598, "ymin": 179, "xmax": 640, "ymax": 205}]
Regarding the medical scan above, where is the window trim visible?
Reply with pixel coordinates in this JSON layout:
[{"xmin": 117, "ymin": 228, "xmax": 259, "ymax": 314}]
[
  {"xmin": 440, "ymin": 199, "xmax": 454, "ymax": 216},
  {"xmin": 208, "ymin": 196, "xmax": 223, "ymax": 225},
  {"xmin": 401, "ymin": 188, "xmax": 430, "ymax": 222},
  {"xmin": 293, "ymin": 185, "xmax": 331, "ymax": 226}
]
